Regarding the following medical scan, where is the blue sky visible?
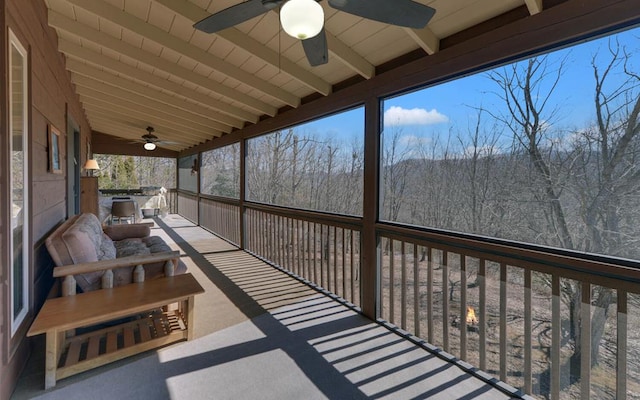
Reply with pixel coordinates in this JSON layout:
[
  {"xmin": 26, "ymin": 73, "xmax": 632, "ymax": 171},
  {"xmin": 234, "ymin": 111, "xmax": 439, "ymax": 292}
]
[{"xmin": 294, "ymin": 24, "xmax": 639, "ymax": 151}]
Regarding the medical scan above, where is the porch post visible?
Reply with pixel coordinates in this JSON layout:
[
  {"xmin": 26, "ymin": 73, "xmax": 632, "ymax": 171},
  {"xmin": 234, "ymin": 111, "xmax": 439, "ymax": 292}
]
[
  {"xmin": 361, "ymin": 95, "xmax": 380, "ymax": 319},
  {"xmin": 196, "ymin": 152, "xmax": 201, "ymax": 226},
  {"xmin": 239, "ymin": 139, "xmax": 246, "ymax": 249}
]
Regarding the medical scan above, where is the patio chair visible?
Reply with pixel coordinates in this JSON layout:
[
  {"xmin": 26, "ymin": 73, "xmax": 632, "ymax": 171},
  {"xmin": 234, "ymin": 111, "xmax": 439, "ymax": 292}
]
[{"xmin": 111, "ymin": 200, "xmax": 136, "ymax": 224}]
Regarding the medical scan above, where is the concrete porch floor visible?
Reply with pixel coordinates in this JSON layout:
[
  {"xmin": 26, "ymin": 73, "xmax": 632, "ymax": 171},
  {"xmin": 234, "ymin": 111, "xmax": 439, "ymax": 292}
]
[{"xmin": 12, "ymin": 214, "xmax": 521, "ymax": 400}]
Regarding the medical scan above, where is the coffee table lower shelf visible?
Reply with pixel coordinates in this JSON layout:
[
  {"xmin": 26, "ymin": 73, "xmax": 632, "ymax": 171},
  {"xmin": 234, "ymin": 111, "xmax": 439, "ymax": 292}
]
[{"xmin": 56, "ymin": 309, "xmax": 188, "ymax": 381}]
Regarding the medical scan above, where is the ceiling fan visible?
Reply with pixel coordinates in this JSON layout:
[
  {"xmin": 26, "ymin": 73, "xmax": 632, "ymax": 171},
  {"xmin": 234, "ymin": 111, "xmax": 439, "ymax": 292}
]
[
  {"xmin": 140, "ymin": 126, "xmax": 164, "ymax": 151},
  {"xmin": 193, "ymin": 0, "xmax": 436, "ymax": 66}
]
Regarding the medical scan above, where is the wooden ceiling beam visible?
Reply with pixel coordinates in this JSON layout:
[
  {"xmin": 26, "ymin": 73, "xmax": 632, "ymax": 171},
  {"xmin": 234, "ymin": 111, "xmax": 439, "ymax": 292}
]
[
  {"xmin": 404, "ymin": 27, "xmax": 440, "ymax": 55},
  {"xmin": 325, "ymin": 31, "xmax": 375, "ymax": 79},
  {"xmin": 79, "ymin": 97, "xmax": 217, "ymax": 142},
  {"xmin": 525, "ymin": 0, "xmax": 544, "ymax": 15},
  {"xmin": 63, "ymin": 0, "xmax": 301, "ymax": 107},
  {"xmin": 151, "ymin": 0, "xmax": 333, "ymax": 96},
  {"xmin": 71, "ymin": 74, "xmax": 232, "ymax": 133},
  {"xmin": 59, "ymin": 42, "xmax": 260, "ymax": 123},
  {"xmin": 86, "ymin": 109, "xmax": 207, "ymax": 146},
  {"xmin": 67, "ymin": 61, "xmax": 244, "ymax": 129},
  {"xmin": 49, "ymin": 11, "xmax": 273, "ymax": 118},
  {"xmin": 76, "ymin": 87, "xmax": 222, "ymax": 138}
]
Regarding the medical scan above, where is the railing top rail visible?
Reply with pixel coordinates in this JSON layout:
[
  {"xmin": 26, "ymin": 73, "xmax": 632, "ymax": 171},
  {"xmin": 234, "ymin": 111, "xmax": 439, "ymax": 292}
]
[
  {"xmin": 177, "ymin": 189, "xmax": 198, "ymax": 197},
  {"xmin": 245, "ymin": 201, "xmax": 363, "ymax": 230},
  {"xmin": 379, "ymin": 223, "xmax": 640, "ymax": 291},
  {"xmin": 200, "ymin": 194, "xmax": 240, "ymax": 206}
]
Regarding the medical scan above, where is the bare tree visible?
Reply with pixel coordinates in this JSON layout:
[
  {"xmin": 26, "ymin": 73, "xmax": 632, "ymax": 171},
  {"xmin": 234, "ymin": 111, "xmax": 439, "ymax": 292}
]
[{"xmin": 487, "ymin": 42, "xmax": 640, "ymax": 382}]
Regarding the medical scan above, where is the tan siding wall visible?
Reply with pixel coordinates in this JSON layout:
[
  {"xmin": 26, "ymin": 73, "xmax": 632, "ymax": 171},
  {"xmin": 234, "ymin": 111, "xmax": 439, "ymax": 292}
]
[{"xmin": 1, "ymin": 0, "xmax": 92, "ymax": 397}]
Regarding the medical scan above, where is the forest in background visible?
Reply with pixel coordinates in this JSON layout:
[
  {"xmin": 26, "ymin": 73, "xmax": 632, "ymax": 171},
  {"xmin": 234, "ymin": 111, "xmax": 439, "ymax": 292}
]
[{"xmin": 94, "ymin": 154, "xmax": 176, "ymax": 190}]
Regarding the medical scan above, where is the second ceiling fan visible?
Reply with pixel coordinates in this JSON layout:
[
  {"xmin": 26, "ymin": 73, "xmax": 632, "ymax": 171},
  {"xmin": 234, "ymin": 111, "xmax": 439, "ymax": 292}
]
[{"xmin": 193, "ymin": 0, "xmax": 436, "ymax": 66}]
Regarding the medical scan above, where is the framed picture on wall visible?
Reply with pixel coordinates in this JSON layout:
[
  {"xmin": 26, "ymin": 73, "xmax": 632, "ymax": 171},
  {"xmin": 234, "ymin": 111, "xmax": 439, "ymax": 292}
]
[{"xmin": 48, "ymin": 124, "xmax": 62, "ymax": 174}]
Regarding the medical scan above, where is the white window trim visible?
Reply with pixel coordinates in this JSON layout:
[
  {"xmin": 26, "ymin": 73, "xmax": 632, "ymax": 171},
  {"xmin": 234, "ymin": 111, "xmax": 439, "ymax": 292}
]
[{"xmin": 9, "ymin": 28, "xmax": 29, "ymax": 337}]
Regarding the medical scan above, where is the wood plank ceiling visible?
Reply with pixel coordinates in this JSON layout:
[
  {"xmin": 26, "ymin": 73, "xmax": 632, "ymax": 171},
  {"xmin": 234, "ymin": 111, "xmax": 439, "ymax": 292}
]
[{"xmin": 44, "ymin": 0, "xmax": 539, "ymax": 153}]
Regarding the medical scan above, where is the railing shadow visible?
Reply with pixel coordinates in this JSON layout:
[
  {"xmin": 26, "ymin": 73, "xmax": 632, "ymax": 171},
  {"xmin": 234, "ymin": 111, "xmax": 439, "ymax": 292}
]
[{"xmin": 149, "ymin": 217, "xmax": 518, "ymax": 399}]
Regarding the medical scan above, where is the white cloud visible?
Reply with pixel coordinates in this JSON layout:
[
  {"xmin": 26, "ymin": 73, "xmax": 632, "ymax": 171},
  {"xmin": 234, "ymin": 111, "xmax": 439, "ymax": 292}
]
[{"xmin": 384, "ymin": 106, "xmax": 449, "ymax": 126}]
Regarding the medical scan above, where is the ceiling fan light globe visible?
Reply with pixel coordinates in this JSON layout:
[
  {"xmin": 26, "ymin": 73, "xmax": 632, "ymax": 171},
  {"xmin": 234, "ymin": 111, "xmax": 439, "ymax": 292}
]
[
  {"xmin": 281, "ymin": 0, "xmax": 324, "ymax": 40},
  {"xmin": 144, "ymin": 142, "xmax": 157, "ymax": 151}
]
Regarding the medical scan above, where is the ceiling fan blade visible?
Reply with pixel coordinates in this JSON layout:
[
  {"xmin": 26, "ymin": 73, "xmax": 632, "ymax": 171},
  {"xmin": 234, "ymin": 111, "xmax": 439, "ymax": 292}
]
[
  {"xmin": 302, "ymin": 28, "xmax": 328, "ymax": 66},
  {"xmin": 193, "ymin": 0, "xmax": 276, "ymax": 34},
  {"xmin": 328, "ymin": 0, "xmax": 435, "ymax": 29}
]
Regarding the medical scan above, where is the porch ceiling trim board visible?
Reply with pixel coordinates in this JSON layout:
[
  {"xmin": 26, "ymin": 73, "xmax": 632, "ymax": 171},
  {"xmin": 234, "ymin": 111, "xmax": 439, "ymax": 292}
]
[
  {"xmin": 61, "ymin": 0, "xmax": 301, "ymax": 108},
  {"xmin": 59, "ymin": 44, "xmax": 260, "ymax": 123},
  {"xmin": 49, "ymin": 12, "xmax": 274, "ymax": 118},
  {"xmin": 76, "ymin": 87, "xmax": 222, "ymax": 138},
  {"xmin": 71, "ymin": 74, "xmax": 232, "ymax": 133},
  {"xmin": 150, "ymin": 0, "xmax": 332, "ymax": 96},
  {"xmin": 181, "ymin": 0, "xmax": 640, "ymax": 157}
]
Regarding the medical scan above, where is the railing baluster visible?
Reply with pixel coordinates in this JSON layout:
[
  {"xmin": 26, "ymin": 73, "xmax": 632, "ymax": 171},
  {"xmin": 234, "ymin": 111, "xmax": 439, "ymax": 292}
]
[
  {"xmin": 258, "ymin": 211, "xmax": 263, "ymax": 255},
  {"xmin": 443, "ymin": 250, "xmax": 449, "ymax": 352},
  {"xmin": 252, "ymin": 210, "xmax": 256, "ymax": 250},
  {"xmin": 401, "ymin": 241, "xmax": 407, "ymax": 330},
  {"xmin": 524, "ymin": 268, "xmax": 532, "ymax": 394},
  {"xmin": 552, "ymin": 275, "xmax": 561, "ymax": 400},
  {"xmin": 389, "ymin": 238, "xmax": 395, "ymax": 324},
  {"xmin": 500, "ymin": 263, "xmax": 507, "ymax": 383},
  {"xmin": 258, "ymin": 212, "xmax": 269, "ymax": 256},
  {"xmin": 414, "ymin": 244, "xmax": 420, "ymax": 338},
  {"xmin": 313, "ymin": 222, "xmax": 318, "ymax": 285},
  {"xmin": 479, "ymin": 258, "xmax": 486, "ymax": 371},
  {"xmin": 267, "ymin": 213, "xmax": 272, "ymax": 261},
  {"xmin": 271, "ymin": 213, "xmax": 274, "ymax": 262},
  {"xmin": 278, "ymin": 215, "xmax": 283, "ymax": 268},
  {"xmin": 617, "ymin": 290, "xmax": 627, "ymax": 400},
  {"xmin": 342, "ymin": 228, "xmax": 346, "ymax": 299},
  {"xmin": 257, "ymin": 211, "xmax": 262, "ymax": 255},
  {"xmin": 581, "ymin": 282, "xmax": 591, "ymax": 399},
  {"xmin": 427, "ymin": 247, "xmax": 434, "ymax": 345},
  {"xmin": 299, "ymin": 219, "xmax": 304, "ymax": 278},
  {"xmin": 292, "ymin": 217, "xmax": 296, "ymax": 275},
  {"xmin": 306, "ymin": 220, "xmax": 311, "ymax": 281},
  {"xmin": 460, "ymin": 255, "xmax": 467, "ymax": 361},
  {"xmin": 351, "ymin": 229, "xmax": 356, "ymax": 304},
  {"xmin": 312, "ymin": 222, "xmax": 316, "ymax": 283},
  {"xmin": 263, "ymin": 211, "xmax": 267, "ymax": 257},
  {"xmin": 320, "ymin": 224, "xmax": 325, "ymax": 288},
  {"xmin": 288, "ymin": 217, "xmax": 293, "ymax": 272},
  {"xmin": 334, "ymin": 225, "xmax": 338, "ymax": 295},
  {"xmin": 327, "ymin": 225, "xmax": 332, "ymax": 291}
]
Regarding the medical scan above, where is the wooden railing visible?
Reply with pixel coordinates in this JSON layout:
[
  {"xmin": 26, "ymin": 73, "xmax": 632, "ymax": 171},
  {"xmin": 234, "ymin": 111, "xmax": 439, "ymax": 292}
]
[
  {"xmin": 378, "ymin": 224, "xmax": 640, "ymax": 400},
  {"xmin": 243, "ymin": 203, "xmax": 362, "ymax": 307},
  {"xmin": 199, "ymin": 196, "xmax": 241, "ymax": 246},
  {"xmin": 177, "ymin": 191, "xmax": 198, "ymax": 224},
  {"xmin": 180, "ymin": 195, "xmax": 640, "ymax": 399}
]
